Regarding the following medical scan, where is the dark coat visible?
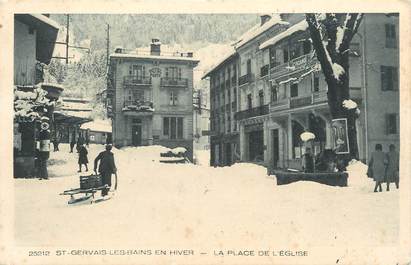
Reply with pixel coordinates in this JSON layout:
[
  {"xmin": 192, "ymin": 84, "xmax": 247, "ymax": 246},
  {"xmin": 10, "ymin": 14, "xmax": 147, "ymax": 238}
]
[
  {"xmin": 78, "ymin": 146, "xmax": 88, "ymax": 164},
  {"xmin": 385, "ymin": 150, "xmax": 399, "ymax": 183},
  {"xmin": 94, "ymin": 150, "xmax": 116, "ymax": 174},
  {"xmin": 369, "ymin": 150, "xmax": 387, "ymax": 182},
  {"xmin": 302, "ymin": 153, "xmax": 314, "ymax": 173}
]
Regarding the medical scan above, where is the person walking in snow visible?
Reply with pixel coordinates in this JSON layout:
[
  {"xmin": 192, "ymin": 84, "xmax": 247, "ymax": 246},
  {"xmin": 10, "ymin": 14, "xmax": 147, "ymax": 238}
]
[
  {"xmin": 369, "ymin": 144, "xmax": 387, "ymax": 192},
  {"xmin": 94, "ymin": 144, "xmax": 117, "ymax": 196},
  {"xmin": 385, "ymin": 144, "xmax": 399, "ymax": 190},
  {"xmin": 78, "ymin": 144, "xmax": 89, "ymax": 172}
]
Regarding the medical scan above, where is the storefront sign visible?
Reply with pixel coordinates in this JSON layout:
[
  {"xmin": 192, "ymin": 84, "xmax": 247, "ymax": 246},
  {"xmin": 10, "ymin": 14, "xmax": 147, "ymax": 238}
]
[{"xmin": 331, "ymin": 118, "xmax": 350, "ymax": 154}]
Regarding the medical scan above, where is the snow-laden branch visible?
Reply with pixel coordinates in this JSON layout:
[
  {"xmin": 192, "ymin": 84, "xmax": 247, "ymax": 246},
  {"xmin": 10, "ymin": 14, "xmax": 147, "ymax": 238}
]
[{"xmin": 342, "ymin": 99, "xmax": 357, "ymax": 109}]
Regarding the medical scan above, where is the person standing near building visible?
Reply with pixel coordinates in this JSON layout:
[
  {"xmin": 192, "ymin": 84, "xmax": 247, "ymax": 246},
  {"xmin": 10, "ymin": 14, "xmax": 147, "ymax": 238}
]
[
  {"xmin": 70, "ymin": 132, "xmax": 76, "ymax": 153},
  {"xmin": 369, "ymin": 144, "xmax": 387, "ymax": 192},
  {"xmin": 94, "ymin": 144, "xmax": 117, "ymax": 196},
  {"xmin": 77, "ymin": 144, "xmax": 89, "ymax": 172},
  {"xmin": 385, "ymin": 144, "xmax": 399, "ymax": 190},
  {"xmin": 301, "ymin": 147, "xmax": 314, "ymax": 173}
]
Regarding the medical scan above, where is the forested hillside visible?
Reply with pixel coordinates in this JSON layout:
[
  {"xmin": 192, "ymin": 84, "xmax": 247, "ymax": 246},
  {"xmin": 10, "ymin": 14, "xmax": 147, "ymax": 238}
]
[
  {"xmin": 50, "ymin": 14, "xmax": 259, "ymax": 51},
  {"xmin": 46, "ymin": 14, "xmax": 260, "ymax": 107}
]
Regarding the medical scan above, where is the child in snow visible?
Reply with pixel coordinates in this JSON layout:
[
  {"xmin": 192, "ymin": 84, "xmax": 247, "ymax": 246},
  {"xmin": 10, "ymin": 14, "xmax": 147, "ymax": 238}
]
[{"xmin": 78, "ymin": 144, "xmax": 89, "ymax": 172}]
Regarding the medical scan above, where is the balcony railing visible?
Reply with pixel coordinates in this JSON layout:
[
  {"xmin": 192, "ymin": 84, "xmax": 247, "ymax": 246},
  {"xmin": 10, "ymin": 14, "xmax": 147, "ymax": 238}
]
[
  {"xmin": 123, "ymin": 76, "xmax": 151, "ymax": 86},
  {"xmin": 238, "ymin": 74, "xmax": 250, "ymax": 86},
  {"xmin": 270, "ymin": 54, "xmax": 317, "ymax": 79},
  {"xmin": 270, "ymin": 98, "xmax": 290, "ymax": 112},
  {"xmin": 290, "ymin": 96, "xmax": 312, "ymax": 108},
  {"xmin": 122, "ymin": 100, "xmax": 154, "ymax": 113},
  {"xmin": 160, "ymin": 77, "xmax": 188, "ymax": 88},
  {"xmin": 234, "ymin": 104, "xmax": 269, "ymax": 120},
  {"xmin": 260, "ymin": 64, "xmax": 269, "ymax": 77},
  {"xmin": 312, "ymin": 90, "xmax": 328, "ymax": 104}
]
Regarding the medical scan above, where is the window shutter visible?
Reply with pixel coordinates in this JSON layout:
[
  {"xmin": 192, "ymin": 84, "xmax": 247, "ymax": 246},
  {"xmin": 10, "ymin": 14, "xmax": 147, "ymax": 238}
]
[
  {"xmin": 393, "ymin": 67, "xmax": 398, "ymax": 90},
  {"xmin": 381, "ymin": 66, "xmax": 387, "ymax": 91},
  {"xmin": 163, "ymin": 117, "xmax": 169, "ymax": 136}
]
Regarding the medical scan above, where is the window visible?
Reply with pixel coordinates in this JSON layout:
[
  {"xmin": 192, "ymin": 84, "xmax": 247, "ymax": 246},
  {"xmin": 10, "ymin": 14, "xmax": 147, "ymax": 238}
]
[
  {"xmin": 178, "ymin": 68, "xmax": 182, "ymax": 80},
  {"xmin": 313, "ymin": 76, "xmax": 319, "ymax": 92},
  {"xmin": 247, "ymin": 94, "xmax": 252, "ymax": 110},
  {"xmin": 169, "ymin": 91, "xmax": 178, "ymax": 105},
  {"xmin": 283, "ymin": 48, "xmax": 289, "ymax": 63},
  {"xmin": 271, "ymin": 85, "xmax": 278, "ymax": 102},
  {"xmin": 290, "ymin": 83, "xmax": 298, "ymax": 97},
  {"xmin": 247, "ymin": 59, "xmax": 252, "ymax": 75},
  {"xmin": 269, "ymin": 47, "xmax": 279, "ymax": 67},
  {"xmin": 132, "ymin": 65, "xmax": 145, "ymax": 78},
  {"xmin": 303, "ymin": 40, "xmax": 311, "ymax": 55},
  {"xmin": 386, "ymin": 113, "xmax": 398, "ymax": 134},
  {"xmin": 385, "ymin": 24, "xmax": 397, "ymax": 48},
  {"xmin": 259, "ymin": 90, "xmax": 264, "ymax": 106},
  {"xmin": 381, "ymin": 66, "xmax": 398, "ymax": 91},
  {"xmin": 163, "ymin": 117, "xmax": 184, "ymax": 139}
]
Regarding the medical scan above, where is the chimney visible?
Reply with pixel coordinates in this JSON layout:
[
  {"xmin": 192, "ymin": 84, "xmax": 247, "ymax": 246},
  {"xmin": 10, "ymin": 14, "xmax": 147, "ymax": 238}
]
[
  {"xmin": 260, "ymin": 14, "xmax": 271, "ymax": 26},
  {"xmin": 150, "ymin": 39, "xmax": 161, "ymax": 56}
]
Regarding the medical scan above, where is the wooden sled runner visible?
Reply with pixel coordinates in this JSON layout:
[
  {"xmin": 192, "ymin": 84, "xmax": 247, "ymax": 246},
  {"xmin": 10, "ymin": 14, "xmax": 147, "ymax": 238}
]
[{"xmin": 60, "ymin": 174, "xmax": 112, "ymax": 204}]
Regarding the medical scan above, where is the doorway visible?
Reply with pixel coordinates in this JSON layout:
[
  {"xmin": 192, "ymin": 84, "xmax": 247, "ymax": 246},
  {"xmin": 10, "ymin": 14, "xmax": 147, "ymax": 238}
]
[{"xmin": 132, "ymin": 125, "xmax": 142, "ymax": 146}]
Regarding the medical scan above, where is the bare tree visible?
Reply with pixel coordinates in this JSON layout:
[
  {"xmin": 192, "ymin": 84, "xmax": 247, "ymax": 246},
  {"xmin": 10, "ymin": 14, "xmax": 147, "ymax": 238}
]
[{"xmin": 305, "ymin": 13, "xmax": 363, "ymax": 160}]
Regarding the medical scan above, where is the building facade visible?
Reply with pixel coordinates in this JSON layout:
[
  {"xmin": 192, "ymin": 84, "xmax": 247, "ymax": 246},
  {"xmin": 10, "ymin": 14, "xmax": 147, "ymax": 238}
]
[
  {"xmin": 107, "ymin": 40, "xmax": 199, "ymax": 159},
  {"xmin": 14, "ymin": 14, "xmax": 61, "ymax": 177},
  {"xmin": 204, "ymin": 13, "xmax": 399, "ymax": 169}
]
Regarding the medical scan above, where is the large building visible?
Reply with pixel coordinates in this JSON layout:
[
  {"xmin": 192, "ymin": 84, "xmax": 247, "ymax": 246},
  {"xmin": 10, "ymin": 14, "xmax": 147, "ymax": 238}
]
[
  {"xmin": 14, "ymin": 14, "xmax": 62, "ymax": 177},
  {"xmin": 106, "ymin": 40, "xmax": 199, "ymax": 159},
  {"xmin": 203, "ymin": 13, "xmax": 399, "ymax": 169}
]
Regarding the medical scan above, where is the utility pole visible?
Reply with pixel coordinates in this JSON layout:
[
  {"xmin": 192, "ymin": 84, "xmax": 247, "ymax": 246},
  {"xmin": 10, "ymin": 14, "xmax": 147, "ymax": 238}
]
[
  {"xmin": 52, "ymin": 14, "xmax": 90, "ymax": 62},
  {"xmin": 106, "ymin": 23, "xmax": 110, "ymax": 68},
  {"xmin": 66, "ymin": 14, "xmax": 69, "ymax": 64}
]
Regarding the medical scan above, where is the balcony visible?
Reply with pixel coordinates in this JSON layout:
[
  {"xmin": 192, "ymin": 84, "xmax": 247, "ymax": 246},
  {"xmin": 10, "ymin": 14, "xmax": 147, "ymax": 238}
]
[
  {"xmin": 238, "ymin": 73, "xmax": 255, "ymax": 86},
  {"xmin": 122, "ymin": 100, "xmax": 154, "ymax": 116},
  {"xmin": 123, "ymin": 76, "xmax": 151, "ymax": 87},
  {"xmin": 270, "ymin": 54, "xmax": 318, "ymax": 80},
  {"xmin": 260, "ymin": 64, "xmax": 269, "ymax": 77},
  {"xmin": 312, "ymin": 90, "xmax": 328, "ymax": 104},
  {"xmin": 234, "ymin": 104, "xmax": 269, "ymax": 120},
  {"xmin": 290, "ymin": 96, "xmax": 312, "ymax": 109},
  {"xmin": 270, "ymin": 98, "xmax": 290, "ymax": 112},
  {"xmin": 160, "ymin": 77, "xmax": 188, "ymax": 88}
]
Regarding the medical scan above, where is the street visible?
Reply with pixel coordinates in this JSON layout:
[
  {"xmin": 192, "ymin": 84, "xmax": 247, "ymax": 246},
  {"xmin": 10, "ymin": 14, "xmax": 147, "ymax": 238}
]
[{"xmin": 15, "ymin": 144, "xmax": 399, "ymax": 250}]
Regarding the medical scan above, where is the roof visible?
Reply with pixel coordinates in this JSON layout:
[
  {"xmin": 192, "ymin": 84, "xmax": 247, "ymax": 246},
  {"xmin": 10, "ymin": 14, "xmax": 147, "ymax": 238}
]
[
  {"xmin": 54, "ymin": 110, "xmax": 92, "ymax": 125},
  {"xmin": 234, "ymin": 15, "xmax": 289, "ymax": 49},
  {"xmin": 259, "ymin": 19, "xmax": 308, "ymax": 50},
  {"xmin": 201, "ymin": 15, "xmax": 288, "ymax": 79},
  {"xmin": 80, "ymin": 119, "xmax": 112, "ymax": 133},
  {"xmin": 110, "ymin": 52, "xmax": 200, "ymax": 65},
  {"xmin": 201, "ymin": 47, "xmax": 237, "ymax": 79},
  {"xmin": 14, "ymin": 14, "xmax": 60, "ymax": 64}
]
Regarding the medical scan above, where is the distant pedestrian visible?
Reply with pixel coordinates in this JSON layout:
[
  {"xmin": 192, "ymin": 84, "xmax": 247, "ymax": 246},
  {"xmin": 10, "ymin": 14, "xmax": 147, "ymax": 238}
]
[
  {"xmin": 76, "ymin": 134, "xmax": 84, "ymax": 153},
  {"xmin": 94, "ymin": 144, "xmax": 117, "ymax": 196},
  {"xmin": 369, "ymin": 144, "xmax": 387, "ymax": 192},
  {"xmin": 70, "ymin": 133, "xmax": 76, "ymax": 153},
  {"xmin": 302, "ymin": 147, "xmax": 314, "ymax": 173},
  {"xmin": 78, "ymin": 144, "xmax": 89, "ymax": 172},
  {"xmin": 53, "ymin": 136, "xmax": 60, "ymax": 152},
  {"xmin": 385, "ymin": 144, "xmax": 399, "ymax": 190}
]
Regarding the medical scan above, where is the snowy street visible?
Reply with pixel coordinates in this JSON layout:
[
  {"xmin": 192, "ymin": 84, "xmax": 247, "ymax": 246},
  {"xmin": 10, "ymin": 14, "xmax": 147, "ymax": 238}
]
[{"xmin": 15, "ymin": 144, "xmax": 399, "ymax": 252}]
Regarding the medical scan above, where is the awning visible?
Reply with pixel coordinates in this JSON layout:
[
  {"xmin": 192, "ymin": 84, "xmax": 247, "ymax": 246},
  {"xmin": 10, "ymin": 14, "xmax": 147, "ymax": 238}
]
[{"xmin": 53, "ymin": 111, "xmax": 92, "ymax": 126}]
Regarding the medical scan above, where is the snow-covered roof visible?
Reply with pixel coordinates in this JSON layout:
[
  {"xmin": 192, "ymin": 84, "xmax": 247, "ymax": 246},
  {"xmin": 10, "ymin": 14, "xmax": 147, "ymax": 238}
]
[
  {"xmin": 201, "ymin": 46, "xmax": 237, "ymax": 79},
  {"xmin": 110, "ymin": 53, "xmax": 199, "ymax": 64},
  {"xmin": 59, "ymin": 98, "xmax": 92, "ymax": 112},
  {"xmin": 259, "ymin": 20, "xmax": 308, "ymax": 50},
  {"xmin": 81, "ymin": 119, "xmax": 112, "ymax": 133},
  {"xmin": 234, "ymin": 14, "xmax": 289, "ymax": 49},
  {"xmin": 29, "ymin": 14, "xmax": 60, "ymax": 29}
]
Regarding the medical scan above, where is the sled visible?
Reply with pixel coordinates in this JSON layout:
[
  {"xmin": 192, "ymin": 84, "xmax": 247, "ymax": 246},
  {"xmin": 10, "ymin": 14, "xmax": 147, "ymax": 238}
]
[{"xmin": 60, "ymin": 174, "xmax": 113, "ymax": 204}]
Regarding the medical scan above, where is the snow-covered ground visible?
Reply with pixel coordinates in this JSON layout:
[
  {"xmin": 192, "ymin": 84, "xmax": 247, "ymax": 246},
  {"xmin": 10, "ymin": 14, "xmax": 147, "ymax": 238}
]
[{"xmin": 14, "ymin": 144, "xmax": 400, "ymax": 264}]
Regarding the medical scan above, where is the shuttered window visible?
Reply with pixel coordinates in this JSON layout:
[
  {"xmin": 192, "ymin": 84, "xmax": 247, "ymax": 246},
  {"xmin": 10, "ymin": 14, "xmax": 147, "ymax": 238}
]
[
  {"xmin": 386, "ymin": 113, "xmax": 398, "ymax": 134},
  {"xmin": 385, "ymin": 24, "xmax": 397, "ymax": 48},
  {"xmin": 381, "ymin": 66, "xmax": 398, "ymax": 91}
]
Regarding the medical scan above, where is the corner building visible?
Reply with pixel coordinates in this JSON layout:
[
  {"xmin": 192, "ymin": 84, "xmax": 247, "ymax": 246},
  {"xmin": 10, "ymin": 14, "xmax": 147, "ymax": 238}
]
[
  {"xmin": 204, "ymin": 14, "xmax": 399, "ymax": 169},
  {"xmin": 107, "ymin": 40, "xmax": 199, "ymax": 159}
]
